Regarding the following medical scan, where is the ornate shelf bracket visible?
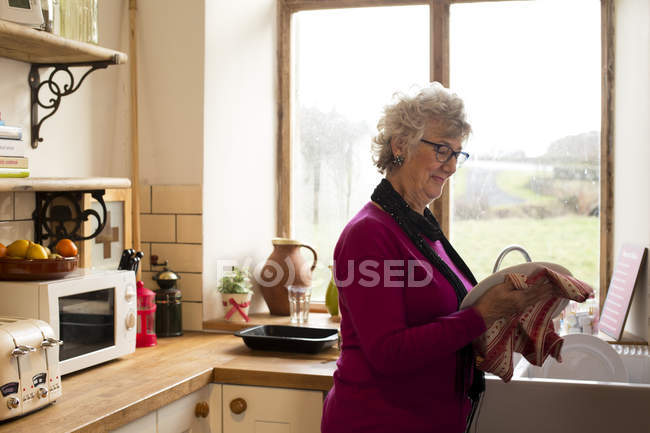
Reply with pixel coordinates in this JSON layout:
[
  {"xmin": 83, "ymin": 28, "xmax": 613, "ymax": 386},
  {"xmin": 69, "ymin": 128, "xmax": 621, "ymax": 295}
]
[
  {"xmin": 29, "ymin": 59, "xmax": 116, "ymax": 149},
  {"xmin": 33, "ymin": 190, "xmax": 108, "ymax": 249}
]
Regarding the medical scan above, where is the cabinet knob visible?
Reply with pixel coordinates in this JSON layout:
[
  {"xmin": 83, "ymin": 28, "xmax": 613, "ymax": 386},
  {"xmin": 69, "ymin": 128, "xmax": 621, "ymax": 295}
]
[
  {"xmin": 195, "ymin": 401, "xmax": 210, "ymax": 418},
  {"xmin": 229, "ymin": 397, "xmax": 247, "ymax": 415}
]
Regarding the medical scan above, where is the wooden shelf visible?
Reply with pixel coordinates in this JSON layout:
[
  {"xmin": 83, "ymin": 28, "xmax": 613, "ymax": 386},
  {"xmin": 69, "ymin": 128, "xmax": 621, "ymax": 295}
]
[
  {"xmin": 0, "ymin": 177, "xmax": 131, "ymax": 192},
  {"xmin": 0, "ymin": 19, "xmax": 127, "ymax": 64},
  {"xmin": 0, "ymin": 20, "xmax": 127, "ymax": 148}
]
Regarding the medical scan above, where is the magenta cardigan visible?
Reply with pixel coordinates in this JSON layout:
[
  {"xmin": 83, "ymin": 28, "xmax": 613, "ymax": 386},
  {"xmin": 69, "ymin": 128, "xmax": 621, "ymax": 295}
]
[{"xmin": 321, "ymin": 202, "xmax": 486, "ymax": 433}]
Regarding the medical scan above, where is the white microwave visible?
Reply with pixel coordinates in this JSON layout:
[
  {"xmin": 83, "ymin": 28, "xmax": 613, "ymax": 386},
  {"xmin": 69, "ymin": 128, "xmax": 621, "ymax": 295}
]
[{"xmin": 0, "ymin": 269, "xmax": 136, "ymax": 375}]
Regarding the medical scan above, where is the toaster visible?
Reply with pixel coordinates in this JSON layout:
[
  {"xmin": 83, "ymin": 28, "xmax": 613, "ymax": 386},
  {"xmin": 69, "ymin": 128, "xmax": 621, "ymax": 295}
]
[{"xmin": 0, "ymin": 317, "xmax": 62, "ymax": 421}]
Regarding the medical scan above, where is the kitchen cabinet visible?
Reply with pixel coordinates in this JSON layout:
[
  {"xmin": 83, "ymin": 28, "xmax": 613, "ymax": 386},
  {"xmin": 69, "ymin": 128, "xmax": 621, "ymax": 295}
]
[
  {"xmin": 111, "ymin": 411, "xmax": 156, "ymax": 433},
  {"xmin": 111, "ymin": 384, "xmax": 322, "ymax": 433},
  {"xmin": 111, "ymin": 384, "xmax": 221, "ymax": 433},
  {"xmin": 222, "ymin": 384, "xmax": 323, "ymax": 433},
  {"xmin": 158, "ymin": 384, "xmax": 221, "ymax": 433}
]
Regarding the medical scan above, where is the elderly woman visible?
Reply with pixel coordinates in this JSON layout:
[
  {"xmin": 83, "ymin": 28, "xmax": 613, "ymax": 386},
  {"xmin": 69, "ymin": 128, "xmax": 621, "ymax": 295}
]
[{"xmin": 321, "ymin": 83, "xmax": 554, "ymax": 433}]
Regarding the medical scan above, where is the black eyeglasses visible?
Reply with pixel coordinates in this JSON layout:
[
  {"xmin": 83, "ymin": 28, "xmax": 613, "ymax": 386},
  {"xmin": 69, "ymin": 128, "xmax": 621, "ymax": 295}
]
[{"xmin": 420, "ymin": 139, "xmax": 470, "ymax": 167}]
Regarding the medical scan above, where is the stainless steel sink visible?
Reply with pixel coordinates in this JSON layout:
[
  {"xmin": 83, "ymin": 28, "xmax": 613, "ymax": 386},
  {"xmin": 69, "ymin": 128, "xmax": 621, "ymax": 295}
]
[{"xmin": 492, "ymin": 244, "xmax": 532, "ymax": 273}]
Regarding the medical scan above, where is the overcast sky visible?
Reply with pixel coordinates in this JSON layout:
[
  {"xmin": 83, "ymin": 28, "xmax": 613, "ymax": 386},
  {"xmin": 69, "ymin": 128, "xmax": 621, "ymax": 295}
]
[{"xmin": 295, "ymin": 0, "xmax": 600, "ymax": 158}]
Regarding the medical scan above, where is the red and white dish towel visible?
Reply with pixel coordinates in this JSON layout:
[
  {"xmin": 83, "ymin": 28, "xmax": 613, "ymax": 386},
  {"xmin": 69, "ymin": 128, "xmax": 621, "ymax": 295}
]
[{"xmin": 473, "ymin": 267, "xmax": 594, "ymax": 382}]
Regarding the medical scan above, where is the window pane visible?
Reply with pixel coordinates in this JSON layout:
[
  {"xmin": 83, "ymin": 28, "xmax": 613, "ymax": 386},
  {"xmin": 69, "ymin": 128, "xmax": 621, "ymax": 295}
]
[
  {"xmin": 292, "ymin": 6, "xmax": 429, "ymax": 300},
  {"xmin": 450, "ymin": 1, "xmax": 601, "ymax": 314}
]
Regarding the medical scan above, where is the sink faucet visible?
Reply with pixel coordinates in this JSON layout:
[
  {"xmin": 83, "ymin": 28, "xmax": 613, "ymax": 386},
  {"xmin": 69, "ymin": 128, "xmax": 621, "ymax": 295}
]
[{"xmin": 493, "ymin": 245, "xmax": 532, "ymax": 273}]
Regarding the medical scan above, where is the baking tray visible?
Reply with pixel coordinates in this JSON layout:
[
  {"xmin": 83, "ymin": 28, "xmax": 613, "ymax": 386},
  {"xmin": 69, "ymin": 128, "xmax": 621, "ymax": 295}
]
[{"xmin": 234, "ymin": 325, "xmax": 339, "ymax": 354}]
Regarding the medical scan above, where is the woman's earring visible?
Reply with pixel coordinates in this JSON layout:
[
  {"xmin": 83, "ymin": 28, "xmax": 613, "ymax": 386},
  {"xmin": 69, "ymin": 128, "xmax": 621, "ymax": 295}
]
[{"xmin": 392, "ymin": 154, "xmax": 405, "ymax": 167}]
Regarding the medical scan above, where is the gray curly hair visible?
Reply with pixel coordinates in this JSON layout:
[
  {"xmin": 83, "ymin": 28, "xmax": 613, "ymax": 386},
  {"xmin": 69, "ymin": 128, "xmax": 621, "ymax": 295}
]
[{"xmin": 371, "ymin": 82, "xmax": 471, "ymax": 174}]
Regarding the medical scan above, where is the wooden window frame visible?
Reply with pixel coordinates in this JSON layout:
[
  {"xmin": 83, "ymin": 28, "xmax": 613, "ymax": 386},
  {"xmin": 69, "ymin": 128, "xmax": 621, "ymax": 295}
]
[{"xmin": 278, "ymin": 0, "xmax": 615, "ymax": 310}]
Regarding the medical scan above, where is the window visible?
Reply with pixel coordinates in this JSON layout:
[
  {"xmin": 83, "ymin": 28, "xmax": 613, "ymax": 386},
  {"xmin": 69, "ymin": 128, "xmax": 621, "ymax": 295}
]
[
  {"xmin": 278, "ymin": 0, "xmax": 613, "ymax": 306},
  {"xmin": 449, "ymin": 0, "xmax": 602, "ymax": 311},
  {"xmin": 289, "ymin": 5, "xmax": 429, "ymax": 300}
]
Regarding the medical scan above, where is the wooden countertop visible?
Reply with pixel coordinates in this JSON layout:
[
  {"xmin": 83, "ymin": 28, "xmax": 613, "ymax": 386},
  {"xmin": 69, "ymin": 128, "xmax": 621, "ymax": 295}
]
[
  {"xmin": 0, "ymin": 177, "xmax": 131, "ymax": 192},
  {"xmin": 0, "ymin": 332, "xmax": 337, "ymax": 433}
]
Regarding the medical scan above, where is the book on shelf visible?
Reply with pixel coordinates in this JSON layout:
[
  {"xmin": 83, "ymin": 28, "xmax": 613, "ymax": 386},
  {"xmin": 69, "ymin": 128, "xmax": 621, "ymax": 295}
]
[
  {"xmin": 0, "ymin": 157, "xmax": 28, "ymax": 169},
  {"xmin": 0, "ymin": 168, "xmax": 29, "ymax": 178},
  {"xmin": 0, "ymin": 139, "xmax": 25, "ymax": 157},
  {"xmin": 0, "ymin": 125, "xmax": 23, "ymax": 140}
]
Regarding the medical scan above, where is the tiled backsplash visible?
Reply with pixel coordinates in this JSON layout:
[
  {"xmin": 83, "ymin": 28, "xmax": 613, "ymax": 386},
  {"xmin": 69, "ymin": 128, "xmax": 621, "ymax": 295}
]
[
  {"xmin": 139, "ymin": 184, "xmax": 203, "ymax": 331},
  {"xmin": 0, "ymin": 187, "xmax": 204, "ymax": 332},
  {"xmin": 0, "ymin": 191, "xmax": 35, "ymax": 243}
]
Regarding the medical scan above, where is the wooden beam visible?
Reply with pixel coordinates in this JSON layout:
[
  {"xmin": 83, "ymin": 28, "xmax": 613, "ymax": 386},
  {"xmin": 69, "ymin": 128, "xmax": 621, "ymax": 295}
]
[
  {"xmin": 129, "ymin": 0, "xmax": 141, "ymax": 279},
  {"xmin": 277, "ymin": 1, "xmax": 292, "ymax": 238},
  {"xmin": 599, "ymin": 0, "xmax": 615, "ymax": 310},
  {"xmin": 430, "ymin": 0, "xmax": 451, "ymax": 235},
  {"xmin": 449, "ymin": 0, "xmax": 530, "ymax": 3},
  {"xmin": 283, "ymin": 0, "xmax": 427, "ymax": 12}
]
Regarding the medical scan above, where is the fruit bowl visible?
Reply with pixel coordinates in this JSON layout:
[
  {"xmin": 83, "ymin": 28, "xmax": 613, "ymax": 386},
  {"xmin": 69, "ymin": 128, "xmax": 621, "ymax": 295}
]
[{"xmin": 0, "ymin": 256, "xmax": 79, "ymax": 280}]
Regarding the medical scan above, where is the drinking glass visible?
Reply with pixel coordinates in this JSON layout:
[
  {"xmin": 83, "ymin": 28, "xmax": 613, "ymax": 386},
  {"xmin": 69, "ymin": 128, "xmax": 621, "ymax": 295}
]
[{"xmin": 288, "ymin": 285, "xmax": 311, "ymax": 324}]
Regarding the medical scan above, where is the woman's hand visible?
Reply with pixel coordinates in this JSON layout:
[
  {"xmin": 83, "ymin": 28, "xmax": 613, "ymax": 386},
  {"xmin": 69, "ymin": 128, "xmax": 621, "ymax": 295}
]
[{"xmin": 473, "ymin": 278, "xmax": 557, "ymax": 328}]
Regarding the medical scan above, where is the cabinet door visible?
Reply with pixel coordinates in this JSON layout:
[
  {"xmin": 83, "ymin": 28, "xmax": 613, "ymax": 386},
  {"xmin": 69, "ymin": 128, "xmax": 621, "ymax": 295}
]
[
  {"xmin": 222, "ymin": 384, "xmax": 323, "ymax": 433},
  {"xmin": 110, "ymin": 411, "xmax": 156, "ymax": 433},
  {"xmin": 158, "ymin": 384, "xmax": 222, "ymax": 433}
]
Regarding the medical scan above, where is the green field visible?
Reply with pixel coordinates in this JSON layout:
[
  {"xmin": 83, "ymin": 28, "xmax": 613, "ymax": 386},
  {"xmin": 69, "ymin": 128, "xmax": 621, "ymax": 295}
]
[
  {"xmin": 451, "ymin": 215, "xmax": 600, "ymax": 289},
  {"xmin": 310, "ymin": 215, "xmax": 600, "ymax": 301},
  {"xmin": 451, "ymin": 167, "xmax": 599, "ymax": 292},
  {"xmin": 494, "ymin": 171, "xmax": 556, "ymax": 206}
]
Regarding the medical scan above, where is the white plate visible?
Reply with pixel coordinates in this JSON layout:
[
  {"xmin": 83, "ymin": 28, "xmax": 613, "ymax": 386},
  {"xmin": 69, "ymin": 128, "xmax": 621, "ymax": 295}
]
[
  {"xmin": 538, "ymin": 334, "xmax": 628, "ymax": 382},
  {"xmin": 460, "ymin": 261, "xmax": 571, "ymax": 318}
]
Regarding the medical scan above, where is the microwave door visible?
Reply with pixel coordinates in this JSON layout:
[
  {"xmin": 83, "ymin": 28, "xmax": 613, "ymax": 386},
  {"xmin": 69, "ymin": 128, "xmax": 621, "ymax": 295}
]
[{"xmin": 58, "ymin": 288, "xmax": 116, "ymax": 362}]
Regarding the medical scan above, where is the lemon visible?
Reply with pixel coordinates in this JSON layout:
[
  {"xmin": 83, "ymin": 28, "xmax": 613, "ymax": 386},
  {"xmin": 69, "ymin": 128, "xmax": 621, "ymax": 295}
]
[
  {"xmin": 26, "ymin": 243, "xmax": 49, "ymax": 260},
  {"xmin": 6, "ymin": 239, "xmax": 30, "ymax": 258}
]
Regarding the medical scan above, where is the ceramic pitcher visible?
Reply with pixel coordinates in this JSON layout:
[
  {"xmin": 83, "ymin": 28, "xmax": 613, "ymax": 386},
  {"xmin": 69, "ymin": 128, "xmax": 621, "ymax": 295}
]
[{"xmin": 256, "ymin": 238, "xmax": 317, "ymax": 315}]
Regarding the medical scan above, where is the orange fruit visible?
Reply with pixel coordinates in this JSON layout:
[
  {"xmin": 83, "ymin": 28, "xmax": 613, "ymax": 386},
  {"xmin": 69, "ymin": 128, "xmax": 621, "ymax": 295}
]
[
  {"xmin": 55, "ymin": 239, "xmax": 78, "ymax": 258},
  {"xmin": 0, "ymin": 243, "xmax": 6, "ymax": 258}
]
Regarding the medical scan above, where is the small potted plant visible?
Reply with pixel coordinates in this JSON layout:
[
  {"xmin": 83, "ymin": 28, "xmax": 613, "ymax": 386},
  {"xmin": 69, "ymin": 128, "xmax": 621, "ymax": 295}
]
[{"xmin": 218, "ymin": 267, "xmax": 253, "ymax": 323}]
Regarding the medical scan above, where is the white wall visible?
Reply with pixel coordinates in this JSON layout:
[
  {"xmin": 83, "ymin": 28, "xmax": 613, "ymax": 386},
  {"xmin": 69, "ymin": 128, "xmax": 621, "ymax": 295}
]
[
  {"xmin": 202, "ymin": 0, "xmax": 277, "ymax": 321},
  {"xmin": 136, "ymin": 0, "xmax": 204, "ymax": 185},
  {"xmin": 0, "ymin": 0, "xmax": 277, "ymax": 325},
  {"xmin": 613, "ymin": 0, "xmax": 650, "ymax": 339},
  {"xmin": 0, "ymin": 1, "xmax": 130, "ymax": 177}
]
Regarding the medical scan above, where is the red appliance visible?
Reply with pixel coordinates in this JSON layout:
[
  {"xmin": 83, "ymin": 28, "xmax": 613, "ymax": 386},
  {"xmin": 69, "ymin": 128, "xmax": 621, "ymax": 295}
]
[{"xmin": 136, "ymin": 281, "xmax": 156, "ymax": 347}]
